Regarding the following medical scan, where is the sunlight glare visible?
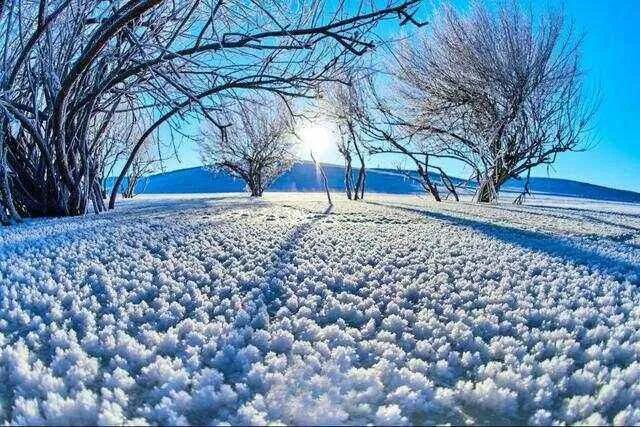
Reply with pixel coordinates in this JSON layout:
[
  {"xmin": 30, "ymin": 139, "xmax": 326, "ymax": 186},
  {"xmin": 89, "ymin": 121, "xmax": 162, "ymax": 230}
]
[{"xmin": 298, "ymin": 122, "xmax": 333, "ymax": 156}]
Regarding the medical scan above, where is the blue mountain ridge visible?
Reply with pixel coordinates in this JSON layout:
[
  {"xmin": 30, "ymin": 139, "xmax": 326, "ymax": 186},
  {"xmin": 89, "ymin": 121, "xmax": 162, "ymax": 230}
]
[{"xmin": 123, "ymin": 161, "xmax": 640, "ymax": 204}]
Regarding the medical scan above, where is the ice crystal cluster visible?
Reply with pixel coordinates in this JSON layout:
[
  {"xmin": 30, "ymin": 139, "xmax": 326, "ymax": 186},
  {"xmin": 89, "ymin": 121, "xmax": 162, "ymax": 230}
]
[{"xmin": 1, "ymin": 194, "xmax": 639, "ymax": 425}]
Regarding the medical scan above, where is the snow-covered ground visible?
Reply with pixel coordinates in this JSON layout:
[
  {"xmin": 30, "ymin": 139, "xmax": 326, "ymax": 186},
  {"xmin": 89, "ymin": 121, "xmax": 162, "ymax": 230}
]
[{"xmin": 1, "ymin": 192, "xmax": 639, "ymax": 425}]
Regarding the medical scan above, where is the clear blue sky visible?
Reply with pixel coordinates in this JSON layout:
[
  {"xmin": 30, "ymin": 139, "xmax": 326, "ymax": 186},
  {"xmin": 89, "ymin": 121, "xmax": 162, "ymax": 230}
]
[
  {"xmin": 537, "ymin": 0, "xmax": 640, "ymax": 192},
  {"xmin": 164, "ymin": 1, "xmax": 640, "ymax": 192}
]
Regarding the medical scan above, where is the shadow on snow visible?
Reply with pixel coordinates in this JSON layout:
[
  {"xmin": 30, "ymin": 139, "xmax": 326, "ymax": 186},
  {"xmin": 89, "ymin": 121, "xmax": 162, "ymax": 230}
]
[{"xmin": 366, "ymin": 200, "xmax": 640, "ymax": 283}]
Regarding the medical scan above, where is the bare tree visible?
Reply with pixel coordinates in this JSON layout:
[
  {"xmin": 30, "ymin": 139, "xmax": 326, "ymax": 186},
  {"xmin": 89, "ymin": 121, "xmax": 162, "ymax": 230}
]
[
  {"xmin": 322, "ymin": 79, "xmax": 367, "ymax": 200},
  {"xmin": 343, "ymin": 73, "xmax": 459, "ymax": 201},
  {"xmin": 199, "ymin": 99, "xmax": 296, "ymax": 197},
  {"xmin": 121, "ymin": 141, "xmax": 160, "ymax": 199},
  {"xmin": 96, "ymin": 109, "xmax": 147, "ymax": 199},
  {"xmin": 393, "ymin": 2, "xmax": 595, "ymax": 203},
  {"xmin": 0, "ymin": 0, "xmax": 425, "ymax": 223}
]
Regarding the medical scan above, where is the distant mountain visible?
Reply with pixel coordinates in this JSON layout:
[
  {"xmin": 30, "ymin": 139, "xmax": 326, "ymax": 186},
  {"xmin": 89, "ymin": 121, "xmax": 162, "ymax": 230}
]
[{"xmin": 125, "ymin": 161, "xmax": 640, "ymax": 204}]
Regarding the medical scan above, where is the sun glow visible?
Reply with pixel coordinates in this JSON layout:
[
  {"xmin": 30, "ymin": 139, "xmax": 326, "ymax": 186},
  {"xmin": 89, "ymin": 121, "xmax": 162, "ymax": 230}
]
[{"xmin": 297, "ymin": 122, "xmax": 334, "ymax": 157}]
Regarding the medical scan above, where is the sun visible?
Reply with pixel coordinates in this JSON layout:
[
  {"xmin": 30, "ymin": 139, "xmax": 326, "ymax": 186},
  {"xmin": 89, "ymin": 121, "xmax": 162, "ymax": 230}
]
[{"xmin": 297, "ymin": 122, "xmax": 333, "ymax": 156}]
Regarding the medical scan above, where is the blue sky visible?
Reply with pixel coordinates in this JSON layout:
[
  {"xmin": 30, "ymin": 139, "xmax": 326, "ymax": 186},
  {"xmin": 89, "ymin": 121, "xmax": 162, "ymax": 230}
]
[
  {"xmin": 539, "ymin": 0, "xmax": 640, "ymax": 192},
  {"xmin": 164, "ymin": 1, "xmax": 640, "ymax": 192}
]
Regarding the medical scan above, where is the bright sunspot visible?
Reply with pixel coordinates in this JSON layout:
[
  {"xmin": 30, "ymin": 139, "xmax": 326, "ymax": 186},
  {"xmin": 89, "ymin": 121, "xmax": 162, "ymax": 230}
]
[{"xmin": 298, "ymin": 122, "xmax": 333, "ymax": 157}]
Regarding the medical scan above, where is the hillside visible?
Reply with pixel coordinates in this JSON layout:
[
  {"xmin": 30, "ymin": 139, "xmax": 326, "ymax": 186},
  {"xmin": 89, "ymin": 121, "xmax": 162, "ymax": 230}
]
[{"xmin": 128, "ymin": 162, "xmax": 640, "ymax": 204}]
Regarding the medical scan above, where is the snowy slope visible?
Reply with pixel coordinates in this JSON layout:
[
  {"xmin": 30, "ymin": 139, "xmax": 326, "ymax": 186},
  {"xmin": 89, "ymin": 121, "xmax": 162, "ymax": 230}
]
[
  {"xmin": 127, "ymin": 163, "xmax": 427, "ymax": 195},
  {"xmin": 1, "ymin": 193, "xmax": 640, "ymax": 425},
  {"xmin": 131, "ymin": 162, "xmax": 640, "ymax": 204}
]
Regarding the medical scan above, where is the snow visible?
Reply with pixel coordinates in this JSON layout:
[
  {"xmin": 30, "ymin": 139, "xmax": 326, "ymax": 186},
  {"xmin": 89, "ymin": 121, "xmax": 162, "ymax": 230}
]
[{"xmin": 1, "ymin": 192, "xmax": 639, "ymax": 425}]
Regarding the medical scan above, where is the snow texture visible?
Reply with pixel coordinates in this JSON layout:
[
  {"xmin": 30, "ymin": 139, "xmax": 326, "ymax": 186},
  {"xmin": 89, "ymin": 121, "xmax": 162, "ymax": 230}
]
[{"xmin": 1, "ymin": 192, "xmax": 639, "ymax": 425}]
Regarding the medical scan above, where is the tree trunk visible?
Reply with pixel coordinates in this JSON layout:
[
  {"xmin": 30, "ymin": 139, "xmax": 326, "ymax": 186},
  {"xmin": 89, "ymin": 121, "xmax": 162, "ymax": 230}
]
[
  {"xmin": 354, "ymin": 165, "xmax": 365, "ymax": 200},
  {"xmin": 0, "ymin": 124, "xmax": 22, "ymax": 224},
  {"xmin": 248, "ymin": 177, "xmax": 263, "ymax": 197},
  {"xmin": 94, "ymin": 181, "xmax": 106, "ymax": 212},
  {"xmin": 475, "ymin": 172, "xmax": 508, "ymax": 203},
  {"xmin": 417, "ymin": 164, "xmax": 441, "ymax": 202},
  {"xmin": 109, "ymin": 173, "xmax": 123, "ymax": 209},
  {"xmin": 344, "ymin": 157, "xmax": 353, "ymax": 200},
  {"xmin": 435, "ymin": 168, "xmax": 459, "ymax": 202},
  {"xmin": 311, "ymin": 151, "xmax": 332, "ymax": 206},
  {"xmin": 475, "ymin": 180, "xmax": 494, "ymax": 203},
  {"xmin": 122, "ymin": 176, "xmax": 138, "ymax": 199},
  {"xmin": 0, "ymin": 161, "xmax": 22, "ymax": 224},
  {"xmin": 353, "ymin": 139, "xmax": 366, "ymax": 200}
]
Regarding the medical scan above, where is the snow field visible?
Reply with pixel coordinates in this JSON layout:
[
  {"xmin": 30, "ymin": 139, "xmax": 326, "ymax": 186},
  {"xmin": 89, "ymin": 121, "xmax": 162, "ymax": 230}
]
[{"xmin": 1, "ymin": 193, "xmax": 639, "ymax": 425}]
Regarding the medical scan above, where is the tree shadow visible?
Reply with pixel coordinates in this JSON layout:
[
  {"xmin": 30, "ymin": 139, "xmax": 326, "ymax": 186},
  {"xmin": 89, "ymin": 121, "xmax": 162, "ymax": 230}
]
[
  {"xmin": 524, "ymin": 202, "xmax": 640, "ymax": 220},
  {"xmin": 366, "ymin": 201, "xmax": 640, "ymax": 281},
  {"xmin": 260, "ymin": 204, "xmax": 333, "ymax": 311},
  {"xmin": 485, "ymin": 204, "xmax": 640, "ymax": 234}
]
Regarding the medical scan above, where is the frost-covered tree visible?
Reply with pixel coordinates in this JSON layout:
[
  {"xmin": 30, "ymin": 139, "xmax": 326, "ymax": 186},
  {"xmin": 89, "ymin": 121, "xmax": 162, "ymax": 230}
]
[
  {"xmin": 0, "ymin": 0, "xmax": 425, "ymax": 223},
  {"xmin": 199, "ymin": 100, "xmax": 296, "ymax": 197},
  {"xmin": 393, "ymin": 2, "xmax": 595, "ymax": 202},
  {"xmin": 323, "ymin": 79, "xmax": 367, "ymax": 200},
  {"xmin": 345, "ymin": 73, "xmax": 459, "ymax": 202},
  {"xmin": 121, "ymin": 142, "xmax": 160, "ymax": 199}
]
